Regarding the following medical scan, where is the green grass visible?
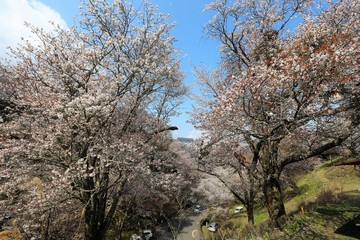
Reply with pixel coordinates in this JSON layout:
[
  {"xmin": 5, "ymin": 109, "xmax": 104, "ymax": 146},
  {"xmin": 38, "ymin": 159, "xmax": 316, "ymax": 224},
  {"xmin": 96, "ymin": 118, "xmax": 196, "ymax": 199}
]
[
  {"xmin": 254, "ymin": 209, "xmax": 269, "ymax": 225},
  {"xmin": 283, "ymin": 191, "xmax": 360, "ymax": 239},
  {"xmin": 317, "ymin": 157, "xmax": 343, "ymax": 168},
  {"xmin": 282, "ymin": 163, "xmax": 360, "ymax": 240},
  {"xmin": 285, "ymin": 170, "xmax": 323, "ymax": 213}
]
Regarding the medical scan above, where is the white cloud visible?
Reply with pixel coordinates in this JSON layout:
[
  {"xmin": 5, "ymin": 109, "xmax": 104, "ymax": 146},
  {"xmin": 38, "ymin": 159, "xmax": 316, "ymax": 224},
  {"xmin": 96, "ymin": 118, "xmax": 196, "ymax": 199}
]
[{"xmin": 0, "ymin": 0, "xmax": 67, "ymax": 60}]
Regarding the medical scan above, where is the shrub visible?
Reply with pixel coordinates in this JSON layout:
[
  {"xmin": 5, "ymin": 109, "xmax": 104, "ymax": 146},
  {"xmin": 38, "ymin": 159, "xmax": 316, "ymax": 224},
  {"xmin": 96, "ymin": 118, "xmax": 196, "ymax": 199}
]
[{"xmin": 315, "ymin": 189, "xmax": 339, "ymax": 205}]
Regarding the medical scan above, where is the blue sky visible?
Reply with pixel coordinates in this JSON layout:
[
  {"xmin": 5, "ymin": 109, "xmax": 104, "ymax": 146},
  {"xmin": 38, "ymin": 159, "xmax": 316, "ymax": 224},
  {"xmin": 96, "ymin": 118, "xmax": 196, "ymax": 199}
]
[{"xmin": 0, "ymin": 0, "xmax": 220, "ymax": 139}]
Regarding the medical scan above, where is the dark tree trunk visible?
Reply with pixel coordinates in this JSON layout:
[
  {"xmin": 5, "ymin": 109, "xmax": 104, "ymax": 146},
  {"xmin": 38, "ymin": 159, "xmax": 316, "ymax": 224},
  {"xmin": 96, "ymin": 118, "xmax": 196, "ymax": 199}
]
[
  {"xmin": 244, "ymin": 171, "xmax": 257, "ymax": 225},
  {"xmin": 260, "ymin": 140, "xmax": 286, "ymax": 227},
  {"xmin": 263, "ymin": 174, "xmax": 286, "ymax": 228},
  {"xmin": 229, "ymin": 187, "xmax": 256, "ymax": 225},
  {"xmin": 81, "ymin": 167, "xmax": 124, "ymax": 240},
  {"xmin": 245, "ymin": 201, "xmax": 255, "ymax": 224},
  {"xmin": 84, "ymin": 192, "xmax": 121, "ymax": 240},
  {"xmin": 84, "ymin": 194, "xmax": 106, "ymax": 240}
]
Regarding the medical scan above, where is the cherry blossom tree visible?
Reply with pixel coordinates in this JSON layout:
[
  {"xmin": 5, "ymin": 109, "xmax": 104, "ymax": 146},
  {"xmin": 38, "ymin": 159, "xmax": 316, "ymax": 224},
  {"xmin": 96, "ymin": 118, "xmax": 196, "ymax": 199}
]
[
  {"xmin": 144, "ymin": 140, "xmax": 200, "ymax": 240},
  {"xmin": 105, "ymin": 139, "xmax": 200, "ymax": 240},
  {"xmin": 194, "ymin": 134, "xmax": 261, "ymax": 224},
  {"xmin": 194, "ymin": 0, "xmax": 359, "ymax": 227},
  {"xmin": 191, "ymin": 66, "xmax": 262, "ymax": 225},
  {"xmin": 0, "ymin": 0, "xmax": 186, "ymax": 239}
]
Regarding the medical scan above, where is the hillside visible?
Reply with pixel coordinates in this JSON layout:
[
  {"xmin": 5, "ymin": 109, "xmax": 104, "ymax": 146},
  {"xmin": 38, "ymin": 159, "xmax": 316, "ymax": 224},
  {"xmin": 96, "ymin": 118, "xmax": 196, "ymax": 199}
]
[
  {"xmin": 277, "ymin": 161, "xmax": 360, "ymax": 239},
  {"xmin": 205, "ymin": 159, "xmax": 360, "ymax": 240}
]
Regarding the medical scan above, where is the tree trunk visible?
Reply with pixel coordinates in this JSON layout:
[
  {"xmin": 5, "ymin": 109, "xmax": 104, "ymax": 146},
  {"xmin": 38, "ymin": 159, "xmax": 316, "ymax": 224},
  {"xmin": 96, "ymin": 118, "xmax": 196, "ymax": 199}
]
[
  {"xmin": 245, "ymin": 201, "xmax": 255, "ymax": 224},
  {"xmin": 84, "ymin": 197, "xmax": 116, "ymax": 240},
  {"xmin": 244, "ymin": 181, "xmax": 257, "ymax": 225},
  {"xmin": 263, "ymin": 174, "xmax": 286, "ymax": 228},
  {"xmin": 83, "ymin": 188, "xmax": 122, "ymax": 240},
  {"xmin": 246, "ymin": 167, "xmax": 257, "ymax": 225},
  {"xmin": 228, "ymin": 187, "xmax": 255, "ymax": 225},
  {"xmin": 84, "ymin": 199, "xmax": 106, "ymax": 240},
  {"xmin": 261, "ymin": 140, "xmax": 286, "ymax": 227}
]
